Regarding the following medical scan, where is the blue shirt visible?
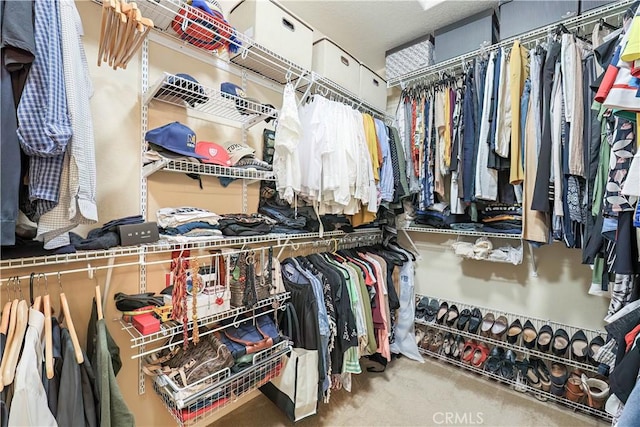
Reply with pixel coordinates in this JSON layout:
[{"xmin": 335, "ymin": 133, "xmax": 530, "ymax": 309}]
[{"xmin": 17, "ymin": 0, "xmax": 72, "ymax": 220}]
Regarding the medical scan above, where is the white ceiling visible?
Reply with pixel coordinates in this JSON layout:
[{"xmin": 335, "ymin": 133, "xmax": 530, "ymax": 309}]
[{"xmin": 276, "ymin": 0, "xmax": 499, "ymax": 72}]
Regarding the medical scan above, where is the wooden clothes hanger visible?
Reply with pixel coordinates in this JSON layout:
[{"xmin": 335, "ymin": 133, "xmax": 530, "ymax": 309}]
[
  {"xmin": 41, "ymin": 274, "xmax": 54, "ymax": 380},
  {"xmin": 57, "ymin": 273, "xmax": 84, "ymax": 364},
  {"xmin": 2, "ymin": 277, "xmax": 29, "ymax": 387}
]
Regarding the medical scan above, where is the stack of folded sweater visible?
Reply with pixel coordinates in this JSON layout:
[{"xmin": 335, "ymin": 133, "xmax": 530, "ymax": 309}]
[
  {"xmin": 479, "ymin": 204, "xmax": 522, "ymax": 235},
  {"xmin": 157, "ymin": 207, "xmax": 222, "ymax": 242}
]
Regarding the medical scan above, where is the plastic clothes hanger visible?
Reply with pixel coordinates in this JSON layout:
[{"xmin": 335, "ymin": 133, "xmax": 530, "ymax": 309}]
[{"xmin": 57, "ymin": 273, "xmax": 84, "ymax": 364}]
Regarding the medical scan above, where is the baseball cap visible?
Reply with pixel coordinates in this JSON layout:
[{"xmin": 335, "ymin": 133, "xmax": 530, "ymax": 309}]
[
  {"xmin": 220, "ymin": 82, "xmax": 262, "ymax": 115},
  {"xmin": 195, "ymin": 141, "xmax": 232, "ymax": 166},
  {"xmin": 219, "ymin": 141, "xmax": 255, "ymax": 165},
  {"xmin": 156, "ymin": 74, "xmax": 209, "ymax": 107},
  {"xmin": 145, "ymin": 122, "xmax": 207, "ymax": 159}
]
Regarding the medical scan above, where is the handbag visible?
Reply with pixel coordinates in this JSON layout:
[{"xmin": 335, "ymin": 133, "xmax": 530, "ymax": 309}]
[
  {"xmin": 260, "ymin": 304, "xmax": 318, "ymax": 422},
  {"xmin": 217, "ymin": 314, "xmax": 282, "ymax": 359},
  {"xmin": 143, "ymin": 332, "xmax": 234, "ymax": 393}
]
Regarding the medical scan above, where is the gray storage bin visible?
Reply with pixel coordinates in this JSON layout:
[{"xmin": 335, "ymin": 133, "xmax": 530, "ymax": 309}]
[
  {"xmin": 580, "ymin": 0, "xmax": 616, "ymax": 13},
  {"xmin": 499, "ymin": 0, "xmax": 579, "ymax": 39},
  {"xmin": 434, "ymin": 9, "xmax": 498, "ymax": 63}
]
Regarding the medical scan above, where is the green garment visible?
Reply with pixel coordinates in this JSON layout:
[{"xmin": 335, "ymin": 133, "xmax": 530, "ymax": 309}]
[
  {"xmin": 347, "ymin": 261, "xmax": 377, "ymax": 356},
  {"xmin": 97, "ymin": 319, "xmax": 134, "ymax": 427}
]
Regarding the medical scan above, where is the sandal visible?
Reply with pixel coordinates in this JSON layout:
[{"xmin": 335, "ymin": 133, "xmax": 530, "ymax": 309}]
[
  {"xmin": 491, "ymin": 315, "xmax": 508, "ymax": 339},
  {"xmin": 442, "ymin": 333, "xmax": 454, "ymax": 357},
  {"xmin": 549, "ymin": 362, "xmax": 568, "ymax": 397},
  {"xmin": 429, "ymin": 332, "xmax": 444, "ymax": 353},
  {"xmin": 457, "ymin": 309, "xmax": 471, "ymax": 331},
  {"xmin": 452, "ymin": 335, "xmax": 465, "ymax": 359},
  {"xmin": 468, "ymin": 308, "xmax": 483, "ymax": 334},
  {"xmin": 480, "ymin": 313, "xmax": 495, "ymax": 336},
  {"xmin": 445, "ymin": 305, "xmax": 460, "ymax": 327}
]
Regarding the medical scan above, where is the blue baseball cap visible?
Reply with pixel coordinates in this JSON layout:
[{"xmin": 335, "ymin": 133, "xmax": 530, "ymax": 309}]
[{"xmin": 145, "ymin": 122, "xmax": 207, "ymax": 159}]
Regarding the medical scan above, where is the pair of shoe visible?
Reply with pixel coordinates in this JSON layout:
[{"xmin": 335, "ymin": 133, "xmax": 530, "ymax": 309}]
[
  {"xmin": 479, "ymin": 313, "xmax": 509, "ymax": 339},
  {"xmin": 415, "ymin": 297, "xmax": 440, "ymax": 322},
  {"xmin": 417, "ymin": 329, "xmax": 444, "ymax": 353},
  {"xmin": 516, "ymin": 357, "xmax": 551, "ymax": 394},
  {"xmin": 461, "ymin": 340, "xmax": 490, "ymax": 368},
  {"xmin": 436, "ymin": 302, "xmax": 460, "ymax": 327},
  {"xmin": 442, "ymin": 333, "xmax": 465, "ymax": 359},
  {"xmin": 485, "ymin": 347, "xmax": 516, "ymax": 380},
  {"xmin": 457, "ymin": 308, "xmax": 482, "ymax": 333}
]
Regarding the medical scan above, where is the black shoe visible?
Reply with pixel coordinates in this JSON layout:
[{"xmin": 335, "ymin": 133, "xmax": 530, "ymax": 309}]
[
  {"xmin": 506, "ymin": 319, "xmax": 523, "ymax": 344},
  {"xmin": 485, "ymin": 347, "xmax": 505, "ymax": 374},
  {"xmin": 570, "ymin": 330, "xmax": 588, "ymax": 362},
  {"xmin": 522, "ymin": 320, "xmax": 537, "ymax": 349},
  {"xmin": 446, "ymin": 305, "xmax": 459, "ymax": 327},
  {"xmin": 588, "ymin": 336, "xmax": 605, "ymax": 366},
  {"xmin": 552, "ymin": 328, "xmax": 570, "ymax": 357},
  {"xmin": 468, "ymin": 308, "xmax": 482, "ymax": 334},
  {"xmin": 425, "ymin": 298, "xmax": 440, "ymax": 322},
  {"xmin": 457, "ymin": 309, "xmax": 471, "ymax": 331},
  {"xmin": 537, "ymin": 325, "xmax": 553, "ymax": 353},
  {"xmin": 415, "ymin": 297, "xmax": 430, "ymax": 319},
  {"xmin": 436, "ymin": 302, "xmax": 449, "ymax": 324},
  {"xmin": 500, "ymin": 350, "xmax": 517, "ymax": 380},
  {"xmin": 442, "ymin": 333, "xmax": 455, "ymax": 357}
]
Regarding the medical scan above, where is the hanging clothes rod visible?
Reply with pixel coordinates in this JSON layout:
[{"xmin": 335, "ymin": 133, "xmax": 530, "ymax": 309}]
[{"xmin": 389, "ymin": 0, "xmax": 634, "ymax": 88}]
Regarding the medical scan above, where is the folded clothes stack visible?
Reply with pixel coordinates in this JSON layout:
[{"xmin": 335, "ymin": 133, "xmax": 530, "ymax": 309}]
[
  {"xmin": 217, "ymin": 213, "xmax": 276, "ymax": 236},
  {"xmin": 480, "ymin": 204, "xmax": 522, "ymax": 235},
  {"xmin": 258, "ymin": 202, "xmax": 307, "ymax": 234},
  {"xmin": 157, "ymin": 207, "xmax": 223, "ymax": 242},
  {"xmin": 69, "ymin": 215, "xmax": 145, "ymax": 250},
  {"xmin": 414, "ymin": 203, "xmax": 472, "ymax": 229},
  {"xmin": 452, "ymin": 238, "xmax": 523, "ymax": 265}
]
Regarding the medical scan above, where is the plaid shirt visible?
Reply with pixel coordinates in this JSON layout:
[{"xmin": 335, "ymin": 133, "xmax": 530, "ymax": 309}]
[{"xmin": 17, "ymin": 0, "xmax": 72, "ymax": 220}]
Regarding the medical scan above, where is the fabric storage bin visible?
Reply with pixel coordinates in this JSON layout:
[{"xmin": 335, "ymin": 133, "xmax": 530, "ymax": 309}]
[
  {"xmin": 229, "ymin": 0, "xmax": 313, "ymax": 70},
  {"xmin": 312, "ymin": 38, "xmax": 360, "ymax": 94},
  {"xmin": 580, "ymin": 0, "xmax": 616, "ymax": 13},
  {"xmin": 359, "ymin": 65, "xmax": 387, "ymax": 111},
  {"xmin": 500, "ymin": 0, "xmax": 579, "ymax": 39},
  {"xmin": 385, "ymin": 35, "xmax": 435, "ymax": 81},
  {"xmin": 434, "ymin": 9, "xmax": 498, "ymax": 63}
]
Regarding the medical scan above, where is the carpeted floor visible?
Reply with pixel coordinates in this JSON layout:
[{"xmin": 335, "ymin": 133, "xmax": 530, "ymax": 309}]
[{"xmin": 215, "ymin": 356, "xmax": 610, "ymax": 427}]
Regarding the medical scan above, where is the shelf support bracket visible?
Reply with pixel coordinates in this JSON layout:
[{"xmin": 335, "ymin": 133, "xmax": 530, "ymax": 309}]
[
  {"xmin": 527, "ymin": 241, "xmax": 539, "ymax": 277},
  {"xmin": 400, "ymin": 228, "xmax": 422, "ymax": 261}
]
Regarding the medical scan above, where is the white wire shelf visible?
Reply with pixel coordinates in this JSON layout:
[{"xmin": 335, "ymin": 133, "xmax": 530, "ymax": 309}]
[
  {"xmin": 145, "ymin": 229, "xmax": 379, "ymax": 255},
  {"xmin": 144, "ymin": 73, "xmax": 277, "ymax": 128},
  {"xmin": 417, "ymin": 347, "xmax": 612, "ymax": 421},
  {"xmin": 415, "ymin": 294, "xmax": 606, "ymax": 373},
  {"xmin": 121, "ymin": 292, "xmax": 290, "ymax": 354},
  {"xmin": 0, "ymin": 230, "xmax": 380, "ymax": 273},
  {"xmin": 152, "ymin": 340, "xmax": 290, "ymax": 426},
  {"xmin": 0, "ymin": 245, "xmax": 143, "ymax": 270},
  {"xmin": 404, "ymin": 224, "xmax": 523, "ymax": 240},
  {"xmin": 143, "ymin": 159, "xmax": 275, "ymax": 181},
  {"xmin": 121, "ymin": 0, "xmax": 390, "ymax": 120},
  {"xmin": 388, "ymin": 0, "xmax": 634, "ymax": 88}
]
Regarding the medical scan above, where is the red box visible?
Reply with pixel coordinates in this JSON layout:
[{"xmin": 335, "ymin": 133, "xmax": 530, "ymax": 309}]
[{"xmin": 133, "ymin": 313, "xmax": 161, "ymax": 335}]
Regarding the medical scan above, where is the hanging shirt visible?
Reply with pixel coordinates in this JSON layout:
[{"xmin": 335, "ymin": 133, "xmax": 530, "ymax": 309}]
[
  {"xmin": 496, "ymin": 47, "xmax": 511, "ymax": 158},
  {"xmin": 274, "ymin": 83, "xmax": 302, "ymax": 204},
  {"xmin": 374, "ymin": 118, "xmax": 394, "ymax": 203},
  {"xmin": 475, "ymin": 51, "xmax": 499, "ymax": 201},
  {"xmin": 508, "ymin": 40, "xmax": 529, "ymax": 184},
  {"xmin": 16, "ymin": 0, "xmax": 73, "ymax": 220},
  {"xmin": 561, "ymin": 34, "xmax": 585, "ymax": 178},
  {"xmin": 8, "ymin": 309, "xmax": 57, "ymax": 427}
]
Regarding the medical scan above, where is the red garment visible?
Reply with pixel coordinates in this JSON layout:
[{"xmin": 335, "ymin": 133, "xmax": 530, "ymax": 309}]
[
  {"xmin": 595, "ymin": 64, "xmax": 620, "ymax": 103},
  {"xmin": 625, "ymin": 324, "xmax": 640, "ymax": 352}
]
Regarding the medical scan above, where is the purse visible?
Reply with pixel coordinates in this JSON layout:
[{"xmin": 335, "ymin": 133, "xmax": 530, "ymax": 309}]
[
  {"xmin": 143, "ymin": 332, "xmax": 234, "ymax": 393},
  {"xmin": 217, "ymin": 314, "xmax": 282, "ymax": 359}
]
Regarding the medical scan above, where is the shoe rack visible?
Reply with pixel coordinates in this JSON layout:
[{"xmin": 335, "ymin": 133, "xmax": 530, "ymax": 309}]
[{"xmin": 415, "ymin": 294, "xmax": 611, "ymax": 421}]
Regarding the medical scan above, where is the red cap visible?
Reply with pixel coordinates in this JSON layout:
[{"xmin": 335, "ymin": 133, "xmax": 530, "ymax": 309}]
[{"xmin": 195, "ymin": 141, "xmax": 232, "ymax": 166}]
